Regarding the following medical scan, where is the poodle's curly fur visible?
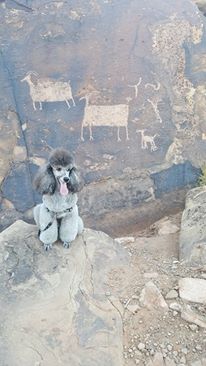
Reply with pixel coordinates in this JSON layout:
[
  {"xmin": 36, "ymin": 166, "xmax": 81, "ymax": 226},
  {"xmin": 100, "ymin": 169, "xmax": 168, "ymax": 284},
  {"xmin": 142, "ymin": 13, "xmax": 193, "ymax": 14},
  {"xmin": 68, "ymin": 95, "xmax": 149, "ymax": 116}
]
[{"xmin": 33, "ymin": 148, "xmax": 84, "ymax": 250}]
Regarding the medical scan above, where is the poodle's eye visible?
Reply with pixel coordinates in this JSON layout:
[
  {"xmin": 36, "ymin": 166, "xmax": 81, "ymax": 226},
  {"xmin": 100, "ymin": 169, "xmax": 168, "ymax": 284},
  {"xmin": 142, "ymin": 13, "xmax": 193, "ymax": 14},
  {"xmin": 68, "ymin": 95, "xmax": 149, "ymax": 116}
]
[
  {"xmin": 56, "ymin": 167, "xmax": 62, "ymax": 172},
  {"xmin": 67, "ymin": 168, "xmax": 71, "ymax": 172}
]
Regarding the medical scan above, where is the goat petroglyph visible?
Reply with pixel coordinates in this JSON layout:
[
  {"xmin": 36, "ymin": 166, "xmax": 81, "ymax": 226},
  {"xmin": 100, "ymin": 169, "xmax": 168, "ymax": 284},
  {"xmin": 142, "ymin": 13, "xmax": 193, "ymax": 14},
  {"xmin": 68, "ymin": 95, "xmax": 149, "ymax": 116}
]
[
  {"xmin": 80, "ymin": 94, "xmax": 129, "ymax": 142},
  {"xmin": 21, "ymin": 71, "xmax": 75, "ymax": 110},
  {"xmin": 136, "ymin": 129, "xmax": 159, "ymax": 152}
]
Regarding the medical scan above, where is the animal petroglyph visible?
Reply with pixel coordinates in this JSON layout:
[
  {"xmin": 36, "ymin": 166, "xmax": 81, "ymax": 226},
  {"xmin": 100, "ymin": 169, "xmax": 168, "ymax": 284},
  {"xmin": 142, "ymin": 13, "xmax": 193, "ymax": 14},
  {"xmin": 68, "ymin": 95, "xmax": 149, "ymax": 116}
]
[
  {"xmin": 80, "ymin": 94, "xmax": 129, "ymax": 142},
  {"xmin": 128, "ymin": 77, "xmax": 142, "ymax": 98},
  {"xmin": 21, "ymin": 71, "xmax": 76, "ymax": 110},
  {"xmin": 145, "ymin": 82, "xmax": 160, "ymax": 91},
  {"xmin": 147, "ymin": 98, "xmax": 162, "ymax": 123},
  {"xmin": 136, "ymin": 129, "xmax": 159, "ymax": 152}
]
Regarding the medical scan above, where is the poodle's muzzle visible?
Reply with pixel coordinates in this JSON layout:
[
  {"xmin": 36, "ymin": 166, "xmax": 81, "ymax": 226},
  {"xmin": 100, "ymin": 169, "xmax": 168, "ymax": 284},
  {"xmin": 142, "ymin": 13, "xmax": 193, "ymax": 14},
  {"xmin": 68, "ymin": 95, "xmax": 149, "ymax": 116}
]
[{"xmin": 52, "ymin": 166, "xmax": 72, "ymax": 183}]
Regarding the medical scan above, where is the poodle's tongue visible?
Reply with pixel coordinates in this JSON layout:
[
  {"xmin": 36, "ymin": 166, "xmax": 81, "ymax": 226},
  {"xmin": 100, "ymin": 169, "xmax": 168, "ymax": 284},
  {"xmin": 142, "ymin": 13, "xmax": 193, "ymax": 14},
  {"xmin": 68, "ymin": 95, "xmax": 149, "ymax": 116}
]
[{"xmin": 60, "ymin": 181, "xmax": 68, "ymax": 196}]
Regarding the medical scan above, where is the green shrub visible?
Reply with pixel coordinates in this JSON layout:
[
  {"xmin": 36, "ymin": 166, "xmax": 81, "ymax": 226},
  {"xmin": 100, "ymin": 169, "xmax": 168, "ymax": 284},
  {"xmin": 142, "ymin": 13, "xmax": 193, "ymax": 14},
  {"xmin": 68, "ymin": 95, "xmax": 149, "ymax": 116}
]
[{"xmin": 198, "ymin": 165, "xmax": 206, "ymax": 186}]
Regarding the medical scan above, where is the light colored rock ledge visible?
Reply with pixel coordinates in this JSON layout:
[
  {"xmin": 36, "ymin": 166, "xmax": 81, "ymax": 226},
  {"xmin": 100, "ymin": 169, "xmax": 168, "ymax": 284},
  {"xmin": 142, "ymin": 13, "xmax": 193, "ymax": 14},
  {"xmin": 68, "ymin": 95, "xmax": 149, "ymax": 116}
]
[{"xmin": 0, "ymin": 220, "xmax": 128, "ymax": 366}]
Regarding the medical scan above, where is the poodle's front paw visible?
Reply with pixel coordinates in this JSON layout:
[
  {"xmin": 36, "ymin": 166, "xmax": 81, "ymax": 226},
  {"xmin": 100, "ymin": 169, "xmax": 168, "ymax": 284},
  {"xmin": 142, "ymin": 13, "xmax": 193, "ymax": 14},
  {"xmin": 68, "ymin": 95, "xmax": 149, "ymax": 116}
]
[
  {"xmin": 63, "ymin": 241, "xmax": 71, "ymax": 249},
  {"xmin": 44, "ymin": 243, "xmax": 53, "ymax": 251}
]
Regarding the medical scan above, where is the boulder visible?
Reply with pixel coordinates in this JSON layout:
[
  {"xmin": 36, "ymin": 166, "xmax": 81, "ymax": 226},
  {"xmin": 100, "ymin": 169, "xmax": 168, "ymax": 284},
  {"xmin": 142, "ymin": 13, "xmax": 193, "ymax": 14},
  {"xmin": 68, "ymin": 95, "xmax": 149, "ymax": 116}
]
[
  {"xmin": 0, "ymin": 220, "xmax": 129, "ymax": 366},
  {"xmin": 179, "ymin": 277, "xmax": 206, "ymax": 304}
]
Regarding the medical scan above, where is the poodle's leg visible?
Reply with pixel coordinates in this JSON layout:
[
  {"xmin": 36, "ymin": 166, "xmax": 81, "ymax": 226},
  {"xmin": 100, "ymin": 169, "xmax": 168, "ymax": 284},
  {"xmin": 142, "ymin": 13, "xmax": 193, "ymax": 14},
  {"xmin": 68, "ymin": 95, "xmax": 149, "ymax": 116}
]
[
  {"xmin": 78, "ymin": 216, "xmax": 84, "ymax": 235},
  {"xmin": 33, "ymin": 204, "xmax": 41, "ymax": 227},
  {"xmin": 59, "ymin": 206, "xmax": 79, "ymax": 248},
  {"xmin": 38, "ymin": 204, "xmax": 58, "ymax": 250}
]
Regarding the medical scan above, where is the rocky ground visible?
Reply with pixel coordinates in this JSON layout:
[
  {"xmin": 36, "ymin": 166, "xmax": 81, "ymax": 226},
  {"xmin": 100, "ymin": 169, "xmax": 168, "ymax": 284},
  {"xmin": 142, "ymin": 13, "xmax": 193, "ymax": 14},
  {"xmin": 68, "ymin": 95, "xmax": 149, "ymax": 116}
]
[
  {"xmin": 113, "ymin": 213, "xmax": 206, "ymax": 366},
  {"xmin": 1, "ymin": 209, "xmax": 206, "ymax": 365}
]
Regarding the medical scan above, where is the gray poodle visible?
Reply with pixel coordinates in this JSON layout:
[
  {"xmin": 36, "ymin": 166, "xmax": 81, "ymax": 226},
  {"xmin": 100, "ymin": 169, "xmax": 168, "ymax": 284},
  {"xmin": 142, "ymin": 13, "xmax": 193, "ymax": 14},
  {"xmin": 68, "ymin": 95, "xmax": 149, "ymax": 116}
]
[{"xmin": 33, "ymin": 148, "xmax": 84, "ymax": 250}]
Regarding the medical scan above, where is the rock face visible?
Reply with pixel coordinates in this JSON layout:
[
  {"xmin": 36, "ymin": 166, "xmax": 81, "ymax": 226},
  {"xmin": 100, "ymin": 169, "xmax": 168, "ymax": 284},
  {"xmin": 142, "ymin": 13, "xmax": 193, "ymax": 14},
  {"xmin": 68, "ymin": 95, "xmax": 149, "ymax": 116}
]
[
  {"xmin": 179, "ymin": 187, "xmax": 206, "ymax": 264},
  {"xmin": 0, "ymin": 220, "xmax": 128, "ymax": 366},
  {"xmin": 0, "ymin": 0, "xmax": 205, "ymax": 233}
]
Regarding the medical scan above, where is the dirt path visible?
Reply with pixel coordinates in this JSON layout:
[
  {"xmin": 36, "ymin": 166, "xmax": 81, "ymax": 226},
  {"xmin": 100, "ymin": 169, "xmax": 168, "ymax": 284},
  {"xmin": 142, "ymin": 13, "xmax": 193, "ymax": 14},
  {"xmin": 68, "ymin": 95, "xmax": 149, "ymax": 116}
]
[{"xmin": 111, "ymin": 213, "xmax": 206, "ymax": 366}]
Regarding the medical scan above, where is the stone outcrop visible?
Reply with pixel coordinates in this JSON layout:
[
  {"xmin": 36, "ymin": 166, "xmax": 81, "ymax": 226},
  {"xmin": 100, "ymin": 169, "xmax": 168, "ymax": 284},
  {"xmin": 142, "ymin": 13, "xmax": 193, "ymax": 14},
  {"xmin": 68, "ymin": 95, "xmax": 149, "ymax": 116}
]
[
  {"xmin": 0, "ymin": 0, "xmax": 205, "ymax": 233},
  {"xmin": 179, "ymin": 187, "xmax": 206, "ymax": 264},
  {"xmin": 0, "ymin": 220, "xmax": 128, "ymax": 366}
]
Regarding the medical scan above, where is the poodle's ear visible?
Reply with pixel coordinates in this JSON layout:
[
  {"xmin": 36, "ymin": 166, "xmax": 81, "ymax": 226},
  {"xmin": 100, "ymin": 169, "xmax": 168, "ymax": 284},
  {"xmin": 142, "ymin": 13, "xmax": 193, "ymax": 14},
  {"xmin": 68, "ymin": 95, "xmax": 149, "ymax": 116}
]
[
  {"xmin": 68, "ymin": 166, "xmax": 84, "ymax": 193},
  {"xmin": 33, "ymin": 164, "xmax": 56, "ymax": 195}
]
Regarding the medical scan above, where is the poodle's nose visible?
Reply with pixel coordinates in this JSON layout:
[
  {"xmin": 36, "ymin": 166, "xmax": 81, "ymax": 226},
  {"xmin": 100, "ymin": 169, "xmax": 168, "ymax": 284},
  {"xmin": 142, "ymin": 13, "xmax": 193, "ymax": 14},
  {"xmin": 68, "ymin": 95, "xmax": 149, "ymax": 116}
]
[{"xmin": 63, "ymin": 177, "xmax": 70, "ymax": 183}]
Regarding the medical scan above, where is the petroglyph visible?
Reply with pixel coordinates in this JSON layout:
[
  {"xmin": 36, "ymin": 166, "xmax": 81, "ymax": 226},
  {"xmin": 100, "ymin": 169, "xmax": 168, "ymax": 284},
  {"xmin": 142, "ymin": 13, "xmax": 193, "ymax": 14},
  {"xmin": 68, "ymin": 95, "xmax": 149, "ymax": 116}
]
[
  {"xmin": 147, "ymin": 98, "xmax": 162, "ymax": 123},
  {"xmin": 21, "ymin": 71, "xmax": 75, "ymax": 110},
  {"xmin": 128, "ymin": 77, "xmax": 142, "ymax": 98},
  {"xmin": 145, "ymin": 82, "xmax": 160, "ymax": 91},
  {"xmin": 136, "ymin": 129, "xmax": 159, "ymax": 152},
  {"xmin": 80, "ymin": 94, "xmax": 129, "ymax": 142}
]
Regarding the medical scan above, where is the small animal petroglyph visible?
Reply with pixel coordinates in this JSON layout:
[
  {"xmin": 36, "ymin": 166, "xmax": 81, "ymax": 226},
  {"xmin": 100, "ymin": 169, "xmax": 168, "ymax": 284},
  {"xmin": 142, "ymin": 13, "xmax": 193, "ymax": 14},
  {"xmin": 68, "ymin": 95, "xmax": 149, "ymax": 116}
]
[
  {"xmin": 147, "ymin": 98, "xmax": 162, "ymax": 123},
  {"xmin": 145, "ymin": 81, "xmax": 160, "ymax": 91},
  {"xmin": 80, "ymin": 94, "xmax": 129, "ymax": 142},
  {"xmin": 136, "ymin": 129, "xmax": 159, "ymax": 152},
  {"xmin": 21, "ymin": 71, "xmax": 76, "ymax": 110},
  {"xmin": 128, "ymin": 77, "xmax": 142, "ymax": 98}
]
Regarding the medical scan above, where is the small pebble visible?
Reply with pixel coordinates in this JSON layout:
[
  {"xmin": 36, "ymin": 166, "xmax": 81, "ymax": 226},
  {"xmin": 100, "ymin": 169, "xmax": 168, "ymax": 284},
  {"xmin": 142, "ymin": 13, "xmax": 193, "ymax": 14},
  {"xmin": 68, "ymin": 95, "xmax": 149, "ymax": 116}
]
[
  {"xmin": 180, "ymin": 355, "xmax": 186, "ymax": 364},
  {"xmin": 189, "ymin": 324, "xmax": 198, "ymax": 332},
  {"xmin": 138, "ymin": 343, "xmax": 146, "ymax": 351},
  {"xmin": 134, "ymin": 350, "xmax": 142, "ymax": 357},
  {"xmin": 169, "ymin": 302, "xmax": 182, "ymax": 312},
  {"xmin": 165, "ymin": 289, "xmax": 178, "ymax": 299}
]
